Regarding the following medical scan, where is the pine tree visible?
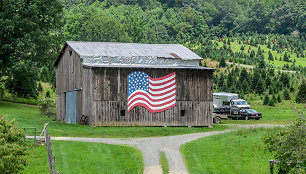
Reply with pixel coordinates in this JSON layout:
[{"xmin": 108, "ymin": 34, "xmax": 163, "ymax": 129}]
[
  {"xmin": 268, "ymin": 97, "xmax": 275, "ymax": 106},
  {"xmin": 263, "ymin": 94, "xmax": 269, "ymax": 105},
  {"xmin": 283, "ymin": 52, "xmax": 289, "ymax": 62},
  {"xmin": 219, "ymin": 57, "xmax": 226, "ymax": 67},
  {"xmin": 268, "ymin": 50, "xmax": 274, "ymax": 61},
  {"xmin": 267, "ymin": 42, "xmax": 271, "ymax": 49},
  {"xmin": 257, "ymin": 46, "xmax": 262, "ymax": 56},
  {"xmin": 296, "ymin": 79, "xmax": 306, "ymax": 103},
  {"xmin": 272, "ymin": 95, "xmax": 277, "ymax": 103},
  {"xmin": 242, "ymin": 79, "xmax": 249, "ymax": 93},
  {"xmin": 255, "ymin": 78, "xmax": 265, "ymax": 94},
  {"xmin": 227, "ymin": 38, "xmax": 231, "ymax": 45},
  {"xmin": 250, "ymin": 50, "xmax": 255, "ymax": 58},
  {"xmin": 277, "ymin": 93, "xmax": 282, "ymax": 103},
  {"xmin": 240, "ymin": 45, "xmax": 244, "ymax": 50}
]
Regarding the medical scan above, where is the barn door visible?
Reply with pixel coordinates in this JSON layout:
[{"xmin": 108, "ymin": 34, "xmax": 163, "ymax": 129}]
[{"xmin": 65, "ymin": 91, "xmax": 77, "ymax": 124}]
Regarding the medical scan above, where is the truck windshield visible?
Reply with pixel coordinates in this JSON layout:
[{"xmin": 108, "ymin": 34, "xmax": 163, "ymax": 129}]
[{"xmin": 235, "ymin": 101, "xmax": 247, "ymax": 105}]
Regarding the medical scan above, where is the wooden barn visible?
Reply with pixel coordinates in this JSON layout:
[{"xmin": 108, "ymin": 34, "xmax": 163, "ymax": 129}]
[{"xmin": 54, "ymin": 41, "xmax": 215, "ymax": 126}]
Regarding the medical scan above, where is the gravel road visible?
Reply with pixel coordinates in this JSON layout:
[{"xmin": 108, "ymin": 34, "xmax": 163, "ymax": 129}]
[{"xmin": 27, "ymin": 124, "xmax": 284, "ymax": 174}]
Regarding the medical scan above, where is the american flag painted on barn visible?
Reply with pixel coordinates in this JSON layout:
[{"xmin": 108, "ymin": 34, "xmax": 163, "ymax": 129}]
[{"xmin": 128, "ymin": 71, "xmax": 176, "ymax": 113}]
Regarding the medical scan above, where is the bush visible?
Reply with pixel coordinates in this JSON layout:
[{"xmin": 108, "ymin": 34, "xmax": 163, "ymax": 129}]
[
  {"xmin": 0, "ymin": 114, "xmax": 27, "ymax": 173},
  {"xmin": 39, "ymin": 97, "xmax": 55, "ymax": 117},
  {"xmin": 264, "ymin": 117, "xmax": 306, "ymax": 173},
  {"xmin": 263, "ymin": 94, "xmax": 269, "ymax": 105},
  {"xmin": 283, "ymin": 89, "xmax": 291, "ymax": 100},
  {"xmin": 277, "ymin": 94, "xmax": 282, "ymax": 103}
]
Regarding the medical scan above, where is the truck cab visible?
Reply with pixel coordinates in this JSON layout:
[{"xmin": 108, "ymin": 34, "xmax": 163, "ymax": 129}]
[{"xmin": 229, "ymin": 99, "xmax": 251, "ymax": 115}]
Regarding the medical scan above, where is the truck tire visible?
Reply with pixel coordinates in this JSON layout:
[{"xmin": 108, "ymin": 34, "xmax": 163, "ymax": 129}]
[
  {"xmin": 214, "ymin": 117, "xmax": 221, "ymax": 124},
  {"xmin": 245, "ymin": 116, "xmax": 249, "ymax": 120}
]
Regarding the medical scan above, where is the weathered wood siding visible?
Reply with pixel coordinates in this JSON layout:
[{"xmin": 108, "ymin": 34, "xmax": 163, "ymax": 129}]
[
  {"xmin": 55, "ymin": 46, "xmax": 83, "ymax": 123},
  {"xmin": 88, "ymin": 68, "xmax": 213, "ymax": 126}
]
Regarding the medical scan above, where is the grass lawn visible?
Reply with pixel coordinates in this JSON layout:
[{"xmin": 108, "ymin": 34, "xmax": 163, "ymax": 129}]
[
  {"xmin": 22, "ymin": 141, "xmax": 143, "ymax": 174},
  {"xmin": 0, "ymin": 101, "xmax": 227, "ymax": 138},
  {"xmin": 181, "ymin": 127, "xmax": 283, "ymax": 174}
]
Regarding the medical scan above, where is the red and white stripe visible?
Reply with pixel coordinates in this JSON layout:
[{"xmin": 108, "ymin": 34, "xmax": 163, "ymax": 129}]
[{"xmin": 128, "ymin": 72, "xmax": 176, "ymax": 112}]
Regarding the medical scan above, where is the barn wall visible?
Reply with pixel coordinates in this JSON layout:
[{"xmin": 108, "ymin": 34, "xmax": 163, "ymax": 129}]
[
  {"xmin": 89, "ymin": 68, "xmax": 213, "ymax": 126},
  {"xmin": 55, "ymin": 46, "xmax": 83, "ymax": 123}
]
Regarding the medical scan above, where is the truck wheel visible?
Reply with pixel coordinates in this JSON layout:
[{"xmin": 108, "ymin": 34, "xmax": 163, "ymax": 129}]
[
  {"xmin": 245, "ymin": 116, "xmax": 249, "ymax": 120},
  {"xmin": 214, "ymin": 117, "xmax": 221, "ymax": 124}
]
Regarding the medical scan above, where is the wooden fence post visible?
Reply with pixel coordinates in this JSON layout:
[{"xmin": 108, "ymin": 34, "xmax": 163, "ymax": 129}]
[{"xmin": 45, "ymin": 127, "xmax": 60, "ymax": 174}]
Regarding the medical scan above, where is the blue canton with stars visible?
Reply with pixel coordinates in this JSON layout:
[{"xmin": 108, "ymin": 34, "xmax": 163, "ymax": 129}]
[{"xmin": 128, "ymin": 71, "xmax": 149, "ymax": 96}]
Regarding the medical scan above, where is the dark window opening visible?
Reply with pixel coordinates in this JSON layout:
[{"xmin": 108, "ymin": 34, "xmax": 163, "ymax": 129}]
[
  {"xmin": 120, "ymin": 110, "xmax": 126, "ymax": 117},
  {"xmin": 69, "ymin": 50, "xmax": 73, "ymax": 56},
  {"xmin": 180, "ymin": 110, "xmax": 185, "ymax": 117}
]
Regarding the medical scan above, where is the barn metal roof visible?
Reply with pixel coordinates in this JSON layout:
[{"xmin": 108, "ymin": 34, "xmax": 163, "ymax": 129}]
[
  {"xmin": 66, "ymin": 41, "xmax": 203, "ymax": 60},
  {"xmin": 83, "ymin": 64, "xmax": 215, "ymax": 70}
]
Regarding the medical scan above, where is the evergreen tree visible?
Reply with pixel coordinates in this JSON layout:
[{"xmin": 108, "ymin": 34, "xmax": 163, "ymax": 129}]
[
  {"xmin": 296, "ymin": 79, "xmax": 306, "ymax": 103},
  {"xmin": 250, "ymin": 50, "xmax": 255, "ymax": 58},
  {"xmin": 257, "ymin": 46, "xmax": 262, "ymax": 55},
  {"xmin": 268, "ymin": 50, "xmax": 274, "ymax": 61},
  {"xmin": 227, "ymin": 38, "xmax": 231, "ymax": 45},
  {"xmin": 241, "ymin": 79, "xmax": 249, "ymax": 93},
  {"xmin": 255, "ymin": 78, "xmax": 265, "ymax": 94},
  {"xmin": 267, "ymin": 42, "xmax": 271, "ymax": 49},
  {"xmin": 219, "ymin": 57, "xmax": 226, "ymax": 67},
  {"xmin": 268, "ymin": 97, "xmax": 275, "ymax": 106},
  {"xmin": 272, "ymin": 95, "xmax": 277, "ymax": 103},
  {"xmin": 283, "ymin": 89, "xmax": 290, "ymax": 100},
  {"xmin": 240, "ymin": 45, "xmax": 244, "ymax": 50},
  {"xmin": 283, "ymin": 52, "xmax": 289, "ymax": 62},
  {"xmin": 218, "ymin": 74, "xmax": 225, "ymax": 89},
  {"xmin": 277, "ymin": 93, "xmax": 282, "ymax": 103},
  {"xmin": 263, "ymin": 94, "xmax": 269, "ymax": 105}
]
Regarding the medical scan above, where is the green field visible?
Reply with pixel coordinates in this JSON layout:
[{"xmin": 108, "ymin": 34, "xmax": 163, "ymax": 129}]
[
  {"xmin": 181, "ymin": 127, "xmax": 283, "ymax": 174},
  {"xmin": 22, "ymin": 141, "xmax": 143, "ymax": 174},
  {"xmin": 0, "ymin": 101, "xmax": 227, "ymax": 138},
  {"xmin": 214, "ymin": 40, "xmax": 306, "ymax": 69}
]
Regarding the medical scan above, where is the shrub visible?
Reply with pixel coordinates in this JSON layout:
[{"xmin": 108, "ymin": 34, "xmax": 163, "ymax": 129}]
[
  {"xmin": 277, "ymin": 93, "xmax": 282, "ymax": 103},
  {"xmin": 263, "ymin": 94, "xmax": 269, "ymax": 105},
  {"xmin": 264, "ymin": 117, "xmax": 306, "ymax": 173},
  {"xmin": 283, "ymin": 89, "xmax": 290, "ymax": 100},
  {"xmin": 0, "ymin": 114, "xmax": 27, "ymax": 173}
]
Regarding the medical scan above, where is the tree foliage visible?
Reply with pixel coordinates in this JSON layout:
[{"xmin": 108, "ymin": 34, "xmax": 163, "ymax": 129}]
[
  {"xmin": 0, "ymin": 114, "xmax": 27, "ymax": 174},
  {"xmin": 296, "ymin": 79, "xmax": 306, "ymax": 103},
  {"xmin": 264, "ymin": 117, "xmax": 306, "ymax": 173},
  {"xmin": 0, "ymin": 0, "xmax": 63, "ymax": 76},
  {"xmin": 5, "ymin": 61, "xmax": 39, "ymax": 99}
]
